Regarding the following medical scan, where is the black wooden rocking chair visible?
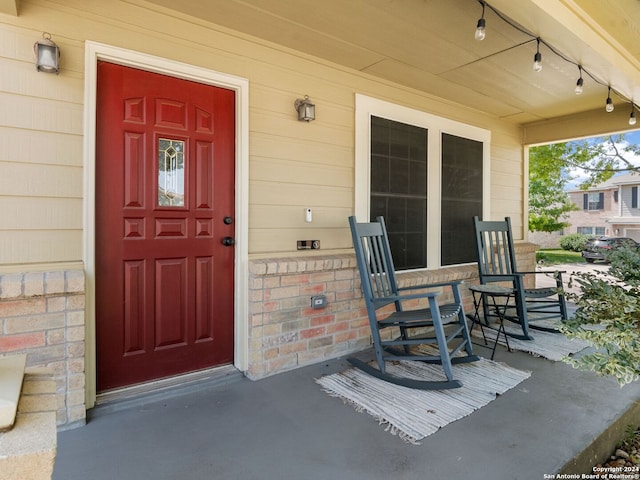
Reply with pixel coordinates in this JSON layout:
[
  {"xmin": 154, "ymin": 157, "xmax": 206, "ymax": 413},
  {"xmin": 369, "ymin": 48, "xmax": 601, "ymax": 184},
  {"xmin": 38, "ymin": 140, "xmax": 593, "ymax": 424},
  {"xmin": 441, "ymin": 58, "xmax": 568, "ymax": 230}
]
[
  {"xmin": 348, "ymin": 216, "xmax": 479, "ymax": 390},
  {"xmin": 472, "ymin": 216, "xmax": 568, "ymax": 340}
]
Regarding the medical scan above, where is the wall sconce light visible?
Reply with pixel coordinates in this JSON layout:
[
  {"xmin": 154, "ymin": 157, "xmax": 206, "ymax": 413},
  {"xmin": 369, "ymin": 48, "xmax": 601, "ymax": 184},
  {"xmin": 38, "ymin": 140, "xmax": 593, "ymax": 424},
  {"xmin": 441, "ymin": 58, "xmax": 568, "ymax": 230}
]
[
  {"xmin": 34, "ymin": 33, "xmax": 60, "ymax": 74},
  {"xmin": 294, "ymin": 95, "xmax": 315, "ymax": 122}
]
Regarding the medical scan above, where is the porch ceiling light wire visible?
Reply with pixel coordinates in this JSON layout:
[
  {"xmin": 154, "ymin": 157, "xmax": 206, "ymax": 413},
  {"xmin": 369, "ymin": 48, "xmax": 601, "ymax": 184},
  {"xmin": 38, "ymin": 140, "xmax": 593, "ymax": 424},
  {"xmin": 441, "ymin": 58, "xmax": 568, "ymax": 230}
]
[{"xmin": 475, "ymin": 0, "xmax": 638, "ymax": 119}]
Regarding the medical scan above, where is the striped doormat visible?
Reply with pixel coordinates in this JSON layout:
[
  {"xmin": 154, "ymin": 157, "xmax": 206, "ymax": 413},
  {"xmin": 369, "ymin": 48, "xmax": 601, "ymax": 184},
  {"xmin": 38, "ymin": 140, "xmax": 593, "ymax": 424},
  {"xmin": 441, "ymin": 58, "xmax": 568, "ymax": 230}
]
[
  {"xmin": 316, "ymin": 358, "xmax": 530, "ymax": 444},
  {"xmin": 471, "ymin": 323, "xmax": 589, "ymax": 361}
]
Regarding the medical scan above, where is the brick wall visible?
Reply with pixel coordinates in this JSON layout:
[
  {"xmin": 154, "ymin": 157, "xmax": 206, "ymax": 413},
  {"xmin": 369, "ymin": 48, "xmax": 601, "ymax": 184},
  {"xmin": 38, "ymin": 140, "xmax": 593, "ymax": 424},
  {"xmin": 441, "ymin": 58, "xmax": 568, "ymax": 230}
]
[
  {"xmin": 0, "ymin": 270, "xmax": 85, "ymax": 427},
  {"xmin": 247, "ymin": 255, "xmax": 365, "ymax": 378},
  {"xmin": 246, "ymin": 251, "xmax": 535, "ymax": 379}
]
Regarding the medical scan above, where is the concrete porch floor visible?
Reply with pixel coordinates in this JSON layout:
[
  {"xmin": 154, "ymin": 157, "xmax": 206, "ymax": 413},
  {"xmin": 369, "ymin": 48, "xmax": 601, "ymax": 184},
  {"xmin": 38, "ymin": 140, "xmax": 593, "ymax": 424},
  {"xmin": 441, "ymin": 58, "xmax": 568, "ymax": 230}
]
[{"xmin": 54, "ymin": 336, "xmax": 640, "ymax": 480}]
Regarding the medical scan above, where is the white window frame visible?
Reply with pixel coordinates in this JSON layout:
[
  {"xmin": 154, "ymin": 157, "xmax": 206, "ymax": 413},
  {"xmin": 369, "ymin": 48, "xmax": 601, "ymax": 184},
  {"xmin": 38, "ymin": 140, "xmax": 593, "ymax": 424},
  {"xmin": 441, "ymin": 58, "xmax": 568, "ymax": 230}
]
[{"xmin": 355, "ymin": 94, "xmax": 491, "ymax": 269}]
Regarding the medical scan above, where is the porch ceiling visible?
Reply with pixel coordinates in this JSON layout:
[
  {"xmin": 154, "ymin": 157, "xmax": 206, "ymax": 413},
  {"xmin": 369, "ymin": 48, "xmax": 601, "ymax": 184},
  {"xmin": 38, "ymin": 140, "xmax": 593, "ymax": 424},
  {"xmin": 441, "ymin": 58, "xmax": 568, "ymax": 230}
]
[{"xmin": 144, "ymin": 0, "xmax": 640, "ymax": 127}]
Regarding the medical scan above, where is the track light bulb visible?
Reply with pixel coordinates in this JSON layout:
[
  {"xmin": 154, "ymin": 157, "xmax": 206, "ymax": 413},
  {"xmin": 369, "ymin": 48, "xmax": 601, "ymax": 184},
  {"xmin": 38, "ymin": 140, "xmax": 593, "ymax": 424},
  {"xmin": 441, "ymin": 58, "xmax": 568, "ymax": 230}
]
[
  {"xmin": 629, "ymin": 109, "xmax": 636, "ymax": 126},
  {"xmin": 475, "ymin": 18, "xmax": 486, "ymax": 41},
  {"xmin": 533, "ymin": 39, "xmax": 542, "ymax": 72},
  {"xmin": 606, "ymin": 97, "xmax": 614, "ymax": 113},
  {"xmin": 574, "ymin": 77, "xmax": 583, "ymax": 95},
  {"xmin": 533, "ymin": 52, "xmax": 542, "ymax": 72}
]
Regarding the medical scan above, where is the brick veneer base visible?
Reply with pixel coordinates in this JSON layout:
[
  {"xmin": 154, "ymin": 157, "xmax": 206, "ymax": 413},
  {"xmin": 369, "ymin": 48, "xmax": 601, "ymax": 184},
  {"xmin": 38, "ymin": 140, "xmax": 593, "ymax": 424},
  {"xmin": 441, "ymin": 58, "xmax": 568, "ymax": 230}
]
[
  {"xmin": 246, "ymin": 246, "xmax": 537, "ymax": 380},
  {"xmin": 0, "ymin": 270, "xmax": 86, "ymax": 427}
]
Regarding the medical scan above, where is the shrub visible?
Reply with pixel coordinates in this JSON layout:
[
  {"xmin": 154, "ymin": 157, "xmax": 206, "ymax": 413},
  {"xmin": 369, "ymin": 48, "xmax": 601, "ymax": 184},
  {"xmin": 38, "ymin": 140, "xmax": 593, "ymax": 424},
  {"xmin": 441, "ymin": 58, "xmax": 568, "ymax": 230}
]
[
  {"xmin": 559, "ymin": 233, "xmax": 591, "ymax": 252},
  {"xmin": 561, "ymin": 244, "xmax": 640, "ymax": 386}
]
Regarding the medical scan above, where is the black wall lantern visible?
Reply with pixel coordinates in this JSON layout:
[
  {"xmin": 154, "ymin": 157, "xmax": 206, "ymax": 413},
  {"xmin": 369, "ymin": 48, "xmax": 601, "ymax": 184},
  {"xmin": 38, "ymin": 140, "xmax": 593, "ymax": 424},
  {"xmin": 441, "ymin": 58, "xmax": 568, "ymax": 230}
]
[{"xmin": 294, "ymin": 95, "xmax": 315, "ymax": 122}]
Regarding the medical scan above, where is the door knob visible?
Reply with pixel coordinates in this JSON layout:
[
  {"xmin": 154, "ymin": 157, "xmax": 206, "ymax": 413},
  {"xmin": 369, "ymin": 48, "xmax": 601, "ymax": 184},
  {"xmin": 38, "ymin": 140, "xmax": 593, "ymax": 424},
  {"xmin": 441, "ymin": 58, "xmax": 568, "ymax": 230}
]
[{"xmin": 222, "ymin": 236, "xmax": 235, "ymax": 246}]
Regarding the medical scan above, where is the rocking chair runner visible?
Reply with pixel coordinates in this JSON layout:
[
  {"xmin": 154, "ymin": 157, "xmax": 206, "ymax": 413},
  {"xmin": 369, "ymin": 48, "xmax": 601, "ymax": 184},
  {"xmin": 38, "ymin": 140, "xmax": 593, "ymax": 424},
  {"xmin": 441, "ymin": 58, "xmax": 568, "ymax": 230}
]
[
  {"xmin": 348, "ymin": 216, "xmax": 479, "ymax": 390},
  {"xmin": 472, "ymin": 216, "xmax": 568, "ymax": 340}
]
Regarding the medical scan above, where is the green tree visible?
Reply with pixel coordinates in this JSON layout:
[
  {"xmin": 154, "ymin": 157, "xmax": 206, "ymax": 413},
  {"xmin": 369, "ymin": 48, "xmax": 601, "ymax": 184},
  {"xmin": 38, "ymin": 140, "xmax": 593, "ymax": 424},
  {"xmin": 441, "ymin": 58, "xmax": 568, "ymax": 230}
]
[
  {"xmin": 529, "ymin": 135, "xmax": 640, "ymax": 232},
  {"xmin": 528, "ymin": 142, "xmax": 578, "ymax": 232}
]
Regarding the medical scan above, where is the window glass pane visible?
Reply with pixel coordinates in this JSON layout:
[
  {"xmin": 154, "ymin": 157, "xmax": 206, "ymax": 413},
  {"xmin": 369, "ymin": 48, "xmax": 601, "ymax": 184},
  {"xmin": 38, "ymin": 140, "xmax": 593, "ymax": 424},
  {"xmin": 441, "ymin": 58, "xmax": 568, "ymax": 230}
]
[
  {"xmin": 389, "ymin": 158, "xmax": 409, "ymax": 194},
  {"xmin": 158, "ymin": 138, "xmax": 185, "ymax": 207},
  {"xmin": 441, "ymin": 133, "xmax": 483, "ymax": 265},
  {"xmin": 595, "ymin": 227, "xmax": 605, "ymax": 235},
  {"xmin": 370, "ymin": 116, "xmax": 427, "ymax": 270},
  {"xmin": 371, "ymin": 121, "xmax": 389, "ymax": 156},
  {"xmin": 371, "ymin": 155, "xmax": 389, "ymax": 193},
  {"xmin": 588, "ymin": 192, "xmax": 602, "ymax": 210},
  {"xmin": 409, "ymin": 158, "xmax": 427, "ymax": 196},
  {"xmin": 389, "ymin": 122, "xmax": 409, "ymax": 159}
]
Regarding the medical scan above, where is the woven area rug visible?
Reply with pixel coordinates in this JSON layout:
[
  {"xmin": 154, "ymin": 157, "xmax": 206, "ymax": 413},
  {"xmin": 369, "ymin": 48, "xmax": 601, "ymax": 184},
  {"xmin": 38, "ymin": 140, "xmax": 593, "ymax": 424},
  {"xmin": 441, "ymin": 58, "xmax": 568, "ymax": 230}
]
[
  {"xmin": 471, "ymin": 322, "xmax": 589, "ymax": 361},
  {"xmin": 316, "ymin": 358, "xmax": 530, "ymax": 444}
]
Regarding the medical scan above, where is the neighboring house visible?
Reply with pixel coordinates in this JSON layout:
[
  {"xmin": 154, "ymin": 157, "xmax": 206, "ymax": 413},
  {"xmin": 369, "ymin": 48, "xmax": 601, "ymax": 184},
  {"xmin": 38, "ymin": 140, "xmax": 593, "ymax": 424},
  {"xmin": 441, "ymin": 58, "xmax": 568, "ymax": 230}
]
[
  {"xmin": 566, "ymin": 173, "xmax": 640, "ymax": 241},
  {"xmin": 1, "ymin": 1, "xmax": 639, "ymax": 428},
  {"xmin": 530, "ymin": 173, "xmax": 640, "ymax": 247},
  {"xmin": 603, "ymin": 174, "xmax": 640, "ymax": 242},
  {"xmin": 566, "ymin": 180, "xmax": 619, "ymax": 237}
]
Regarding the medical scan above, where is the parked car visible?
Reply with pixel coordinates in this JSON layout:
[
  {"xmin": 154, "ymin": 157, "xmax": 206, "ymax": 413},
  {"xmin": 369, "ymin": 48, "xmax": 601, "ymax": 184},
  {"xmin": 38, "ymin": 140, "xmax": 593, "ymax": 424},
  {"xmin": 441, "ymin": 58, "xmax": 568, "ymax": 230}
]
[{"xmin": 581, "ymin": 236, "xmax": 639, "ymax": 263}]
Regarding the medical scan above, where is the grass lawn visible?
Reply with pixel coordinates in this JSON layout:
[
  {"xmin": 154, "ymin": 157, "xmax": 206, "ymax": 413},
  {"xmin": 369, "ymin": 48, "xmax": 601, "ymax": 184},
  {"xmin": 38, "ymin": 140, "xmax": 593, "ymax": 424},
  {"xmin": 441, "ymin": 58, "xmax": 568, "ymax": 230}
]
[{"xmin": 535, "ymin": 249, "xmax": 585, "ymax": 265}]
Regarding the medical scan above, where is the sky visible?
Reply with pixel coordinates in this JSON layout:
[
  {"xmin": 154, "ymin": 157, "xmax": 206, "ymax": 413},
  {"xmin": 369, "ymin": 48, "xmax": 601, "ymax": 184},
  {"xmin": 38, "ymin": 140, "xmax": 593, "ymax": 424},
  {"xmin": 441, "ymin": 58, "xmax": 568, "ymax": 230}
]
[
  {"xmin": 563, "ymin": 129, "xmax": 640, "ymax": 188},
  {"xmin": 625, "ymin": 130, "xmax": 640, "ymax": 144}
]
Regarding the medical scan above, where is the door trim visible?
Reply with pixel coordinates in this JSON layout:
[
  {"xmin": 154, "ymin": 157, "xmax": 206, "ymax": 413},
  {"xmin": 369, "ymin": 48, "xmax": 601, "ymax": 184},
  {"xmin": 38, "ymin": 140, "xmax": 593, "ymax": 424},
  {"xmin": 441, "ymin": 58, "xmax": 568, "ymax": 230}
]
[{"xmin": 83, "ymin": 41, "xmax": 249, "ymax": 408}]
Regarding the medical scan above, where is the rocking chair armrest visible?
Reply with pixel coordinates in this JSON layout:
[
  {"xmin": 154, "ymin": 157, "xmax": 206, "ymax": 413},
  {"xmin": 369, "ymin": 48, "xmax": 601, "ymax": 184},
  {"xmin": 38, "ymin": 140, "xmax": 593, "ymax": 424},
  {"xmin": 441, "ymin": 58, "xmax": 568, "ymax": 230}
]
[
  {"xmin": 480, "ymin": 273, "xmax": 524, "ymax": 281},
  {"xmin": 373, "ymin": 291, "xmax": 441, "ymax": 306},
  {"xmin": 397, "ymin": 280, "xmax": 463, "ymax": 292},
  {"xmin": 516, "ymin": 270, "xmax": 566, "ymax": 276}
]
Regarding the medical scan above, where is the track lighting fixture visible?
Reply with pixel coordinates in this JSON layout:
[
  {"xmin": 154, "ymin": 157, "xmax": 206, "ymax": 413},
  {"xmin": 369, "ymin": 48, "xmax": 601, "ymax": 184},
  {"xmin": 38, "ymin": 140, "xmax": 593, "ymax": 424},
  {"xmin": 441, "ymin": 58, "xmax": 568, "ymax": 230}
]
[
  {"xmin": 606, "ymin": 87, "xmax": 614, "ymax": 113},
  {"xmin": 475, "ymin": 2, "xmax": 486, "ymax": 41},
  {"xmin": 475, "ymin": 0, "xmax": 639, "ymax": 126},
  {"xmin": 533, "ymin": 39, "xmax": 542, "ymax": 72},
  {"xmin": 574, "ymin": 67, "xmax": 583, "ymax": 95}
]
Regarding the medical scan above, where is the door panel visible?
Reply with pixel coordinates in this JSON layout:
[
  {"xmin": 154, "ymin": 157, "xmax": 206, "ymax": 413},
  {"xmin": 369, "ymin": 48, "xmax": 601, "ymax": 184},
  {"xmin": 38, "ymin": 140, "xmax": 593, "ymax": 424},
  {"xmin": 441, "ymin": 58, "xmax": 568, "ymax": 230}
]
[
  {"xmin": 123, "ymin": 260, "xmax": 145, "ymax": 356},
  {"xmin": 96, "ymin": 61, "xmax": 235, "ymax": 391}
]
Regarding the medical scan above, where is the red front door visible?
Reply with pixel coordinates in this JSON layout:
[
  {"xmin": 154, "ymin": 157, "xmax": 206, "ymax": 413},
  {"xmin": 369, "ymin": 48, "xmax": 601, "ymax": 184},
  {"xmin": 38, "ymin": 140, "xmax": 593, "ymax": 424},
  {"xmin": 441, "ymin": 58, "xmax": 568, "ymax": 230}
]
[{"xmin": 95, "ymin": 62, "xmax": 235, "ymax": 392}]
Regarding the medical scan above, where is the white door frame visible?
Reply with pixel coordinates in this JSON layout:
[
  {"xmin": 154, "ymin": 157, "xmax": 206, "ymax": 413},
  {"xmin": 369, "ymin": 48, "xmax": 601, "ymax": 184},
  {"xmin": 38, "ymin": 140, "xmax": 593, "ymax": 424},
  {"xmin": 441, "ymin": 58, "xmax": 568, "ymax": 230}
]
[{"xmin": 83, "ymin": 41, "xmax": 249, "ymax": 407}]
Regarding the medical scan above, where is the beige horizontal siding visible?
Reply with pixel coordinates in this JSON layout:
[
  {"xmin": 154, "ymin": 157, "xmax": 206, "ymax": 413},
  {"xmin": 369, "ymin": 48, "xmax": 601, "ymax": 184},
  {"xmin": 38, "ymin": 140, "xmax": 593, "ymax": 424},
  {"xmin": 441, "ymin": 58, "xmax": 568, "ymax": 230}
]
[
  {"xmin": 0, "ymin": 197, "xmax": 81, "ymax": 229},
  {"xmin": 249, "ymin": 228, "xmax": 352, "ymax": 254},
  {"xmin": 250, "ymin": 133, "xmax": 353, "ymax": 169},
  {"xmin": 0, "ymin": 126, "xmax": 82, "ymax": 167},
  {"xmin": 250, "ymin": 182, "xmax": 352, "ymax": 209},
  {"xmin": 0, "ymin": 0, "xmax": 526, "ymax": 264},
  {"xmin": 0, "ymin": 92, "xmax": 83, "ymax": 135},
  {"xmin": 0, "ymin": 162, "xmax": 82, "ymax": 197},
  {"xmin": 251, "ymin": 158, "xmax": 353, "ymax": 189},
  {"xmin": 0, "ymin": 230, "xmax": 81, "ymax": 264}
]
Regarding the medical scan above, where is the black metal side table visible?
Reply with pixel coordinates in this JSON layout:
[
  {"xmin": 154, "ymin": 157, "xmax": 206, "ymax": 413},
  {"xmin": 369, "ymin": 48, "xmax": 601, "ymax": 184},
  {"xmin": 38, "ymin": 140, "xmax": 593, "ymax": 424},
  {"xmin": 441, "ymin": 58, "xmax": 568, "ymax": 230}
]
[{"xmin": 468, "ymin": 284, "xmax": 514, "ymax": 360}]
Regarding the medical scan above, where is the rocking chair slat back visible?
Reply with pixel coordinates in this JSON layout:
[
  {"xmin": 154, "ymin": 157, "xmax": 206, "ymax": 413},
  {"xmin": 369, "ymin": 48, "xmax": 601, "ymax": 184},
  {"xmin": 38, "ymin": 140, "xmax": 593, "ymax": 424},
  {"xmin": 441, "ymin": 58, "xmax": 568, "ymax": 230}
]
[
  {"xmin": 352, "ymin": 218, "xmax": 397, "ymax": 308},
  {"xmin": 475, "ymin": 218, "xmax": 517, "ymax": 279}
]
